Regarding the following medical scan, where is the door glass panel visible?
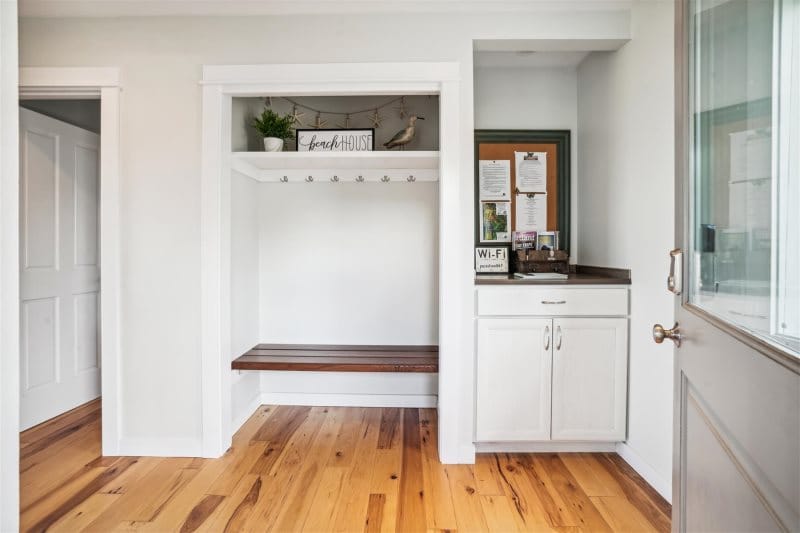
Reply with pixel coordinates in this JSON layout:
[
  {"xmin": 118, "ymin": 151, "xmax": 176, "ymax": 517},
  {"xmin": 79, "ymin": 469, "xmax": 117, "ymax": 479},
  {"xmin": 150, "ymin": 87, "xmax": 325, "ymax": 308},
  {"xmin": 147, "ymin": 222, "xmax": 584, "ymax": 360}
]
[{"xmin": 689, "ymin": 0, "xmax": 799, "ymax": 356}]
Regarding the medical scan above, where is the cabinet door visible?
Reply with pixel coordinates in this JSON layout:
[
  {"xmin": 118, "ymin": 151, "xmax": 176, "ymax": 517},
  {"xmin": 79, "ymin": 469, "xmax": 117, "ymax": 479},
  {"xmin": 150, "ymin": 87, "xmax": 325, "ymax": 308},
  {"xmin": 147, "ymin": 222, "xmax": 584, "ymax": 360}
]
[
  {"xmin": 476, "ymin": 318, "xmax": 552, "ymax": 441},
  {"xmin": 551, "ymin": 317, "xmax": 628, "ymax": 441}
]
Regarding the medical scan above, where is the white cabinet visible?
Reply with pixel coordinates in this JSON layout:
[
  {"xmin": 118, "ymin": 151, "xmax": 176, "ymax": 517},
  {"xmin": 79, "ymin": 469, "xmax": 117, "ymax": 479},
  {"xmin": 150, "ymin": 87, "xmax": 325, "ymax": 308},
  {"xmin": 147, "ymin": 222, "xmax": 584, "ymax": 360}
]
[
  {"xmin": 476, "ymin": 318, "xmax": 552, "ymax": 441},
  {"xmin": 475, "ymin": 286, "xmax": 629, "ymax": 444},
  {"xmin": 551, "ymin": 318, "xmax": 628, "ymax": 441}
]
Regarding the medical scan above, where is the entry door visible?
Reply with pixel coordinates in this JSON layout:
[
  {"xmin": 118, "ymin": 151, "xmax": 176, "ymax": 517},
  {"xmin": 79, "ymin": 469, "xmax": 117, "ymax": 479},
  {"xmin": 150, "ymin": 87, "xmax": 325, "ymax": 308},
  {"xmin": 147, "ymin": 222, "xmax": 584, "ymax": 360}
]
[
  {"xmin": 671, "ymin": 1, "xmax": 799, "ymax": 531},
  {"xmin": 19, "ymin": 107, "xmax": 101, "ymax": 430}
]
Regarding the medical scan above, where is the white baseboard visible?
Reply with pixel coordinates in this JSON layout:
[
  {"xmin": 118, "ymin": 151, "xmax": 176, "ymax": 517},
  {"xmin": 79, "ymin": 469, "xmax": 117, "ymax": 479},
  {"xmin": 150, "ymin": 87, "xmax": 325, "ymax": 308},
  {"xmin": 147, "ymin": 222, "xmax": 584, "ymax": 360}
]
[
  {"xmin": 615, "ymin": 442, "xmax": 672, "ymax": 503},
  {"xmin": 117, "ymin": 436, "xmax": 203, "ymax": 457},
  {"xmin": 476, "ymin": 441, "xmax": 618, "ymax": 453},
  {"xmin": 260, "ymin": 392, "xmax": 437, "ymax": 408}
]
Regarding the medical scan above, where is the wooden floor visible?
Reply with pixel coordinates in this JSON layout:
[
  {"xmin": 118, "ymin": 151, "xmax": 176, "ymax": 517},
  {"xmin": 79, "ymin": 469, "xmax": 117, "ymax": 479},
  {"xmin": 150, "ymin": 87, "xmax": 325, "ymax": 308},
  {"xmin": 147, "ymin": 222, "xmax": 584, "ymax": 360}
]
[{"xmin": 20, "ymin": 400, "xmax": 671, "ymax": 532}]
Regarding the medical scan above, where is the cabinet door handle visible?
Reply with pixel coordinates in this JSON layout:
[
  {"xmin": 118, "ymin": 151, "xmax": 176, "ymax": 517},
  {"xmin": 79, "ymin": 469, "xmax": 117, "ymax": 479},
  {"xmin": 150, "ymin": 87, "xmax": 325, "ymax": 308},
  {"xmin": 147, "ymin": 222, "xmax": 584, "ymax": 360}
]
[
  {"xmin": 541, "ymin": 300, "xmax": 566, "ymax": 305},
  {"xmin": 544, "ymin": 325, "xmax": 551, "ymax": 350},
  {"xmin": 556, "ymin": 325, "xmax": 562, "ymax": 350}
]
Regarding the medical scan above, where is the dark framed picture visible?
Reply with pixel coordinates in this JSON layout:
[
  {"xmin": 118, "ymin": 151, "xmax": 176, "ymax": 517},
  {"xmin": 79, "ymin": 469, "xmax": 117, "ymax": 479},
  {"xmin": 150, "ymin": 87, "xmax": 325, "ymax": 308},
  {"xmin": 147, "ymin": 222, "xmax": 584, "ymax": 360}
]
[
  {"xmin": 296, "ymin": 128, "xmax": 374, "ymax": 152},
  {"xmin": 475, "ymin": 246, "xmax": 510, "ymax": 274}
]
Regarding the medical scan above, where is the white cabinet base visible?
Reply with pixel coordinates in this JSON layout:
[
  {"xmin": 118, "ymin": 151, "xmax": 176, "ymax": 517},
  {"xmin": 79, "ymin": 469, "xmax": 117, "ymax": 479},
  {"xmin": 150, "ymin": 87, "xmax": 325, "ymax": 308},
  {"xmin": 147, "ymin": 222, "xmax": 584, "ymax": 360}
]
[{"xmin": 475, "ymin": 286, "xmax": 630, "ymax": 448}]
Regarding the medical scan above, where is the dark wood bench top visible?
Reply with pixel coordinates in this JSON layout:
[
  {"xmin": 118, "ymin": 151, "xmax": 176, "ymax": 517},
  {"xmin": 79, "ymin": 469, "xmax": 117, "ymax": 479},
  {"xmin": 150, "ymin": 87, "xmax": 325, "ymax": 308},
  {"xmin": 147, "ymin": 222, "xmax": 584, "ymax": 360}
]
[{"xmin": 231, "ymin": 344, "xmax": 439, "ymax": 373}]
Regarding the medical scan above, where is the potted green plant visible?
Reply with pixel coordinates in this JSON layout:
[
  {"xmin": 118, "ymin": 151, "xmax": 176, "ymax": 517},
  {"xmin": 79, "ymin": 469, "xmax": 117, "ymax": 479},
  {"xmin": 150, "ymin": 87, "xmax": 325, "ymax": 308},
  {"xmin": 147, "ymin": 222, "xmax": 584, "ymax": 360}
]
[{"xmin": 252, "ymin": 108, "xmax": 295, "ymax": 152}]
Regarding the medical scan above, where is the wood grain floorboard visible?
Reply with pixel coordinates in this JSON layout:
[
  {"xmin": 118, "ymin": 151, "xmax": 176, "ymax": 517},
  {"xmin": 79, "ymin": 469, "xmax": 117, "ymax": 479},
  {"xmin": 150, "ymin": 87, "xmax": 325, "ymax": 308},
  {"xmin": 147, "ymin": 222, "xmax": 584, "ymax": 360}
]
[{"xmin": 21, "ymin": 402, "xmax": 671, "ymax": 532}]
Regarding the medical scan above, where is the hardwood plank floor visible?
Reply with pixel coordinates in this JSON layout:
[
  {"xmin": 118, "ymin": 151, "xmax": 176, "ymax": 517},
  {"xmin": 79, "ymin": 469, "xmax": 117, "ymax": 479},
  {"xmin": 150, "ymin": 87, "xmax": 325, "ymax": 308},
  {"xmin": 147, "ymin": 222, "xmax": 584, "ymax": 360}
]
[{"xmin": 20, "ymin": 402, "xmax": 671, "ymax": 532}]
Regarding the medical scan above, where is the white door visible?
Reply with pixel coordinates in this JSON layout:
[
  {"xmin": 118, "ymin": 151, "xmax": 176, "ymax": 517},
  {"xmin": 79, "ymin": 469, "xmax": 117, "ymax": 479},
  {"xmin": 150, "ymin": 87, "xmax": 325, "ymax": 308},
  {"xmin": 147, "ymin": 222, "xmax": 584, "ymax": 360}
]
[
  {"xmin": 476, "ymin": 318, "xmax": 552, "ymax": 441},
  {"xmin": 671, "ymin": 0, "xmax": 799, "ymax": 530},
  {"xmin": 19, "ymin": 107, "xmax": 101, "ymax": 430},
  {"xmin": 551, "ymin": 317, "xmax": 627, "ymax": 441}
]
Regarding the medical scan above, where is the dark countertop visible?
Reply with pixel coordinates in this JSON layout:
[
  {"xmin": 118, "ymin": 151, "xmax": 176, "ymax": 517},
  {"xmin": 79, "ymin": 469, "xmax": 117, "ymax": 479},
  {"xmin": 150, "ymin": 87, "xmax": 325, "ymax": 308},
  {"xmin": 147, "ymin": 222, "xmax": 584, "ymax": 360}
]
[{"xmin": 475, "ymin": 265, "xmax": 631, "ymax": 286}]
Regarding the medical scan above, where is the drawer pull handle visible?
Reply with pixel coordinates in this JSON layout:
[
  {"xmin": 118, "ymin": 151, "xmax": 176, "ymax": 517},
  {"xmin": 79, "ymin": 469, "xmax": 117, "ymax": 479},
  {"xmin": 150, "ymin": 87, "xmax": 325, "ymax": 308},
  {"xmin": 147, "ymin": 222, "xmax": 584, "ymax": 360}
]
[
  {"xmin": 541, "ymin": 300, "xmax": 566, "ymax": 305},
  {"xmin": 544, "ymin": 325, "xmax": 550, "ymax": 350}
]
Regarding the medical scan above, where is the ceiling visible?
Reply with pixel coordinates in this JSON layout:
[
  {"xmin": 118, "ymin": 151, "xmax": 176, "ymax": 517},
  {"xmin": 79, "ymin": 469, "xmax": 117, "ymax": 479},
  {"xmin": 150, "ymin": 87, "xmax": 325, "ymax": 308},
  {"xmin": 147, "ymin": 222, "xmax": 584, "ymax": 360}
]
[
  {"xmin": 19, "ymin": 0, "xmax": 633, "ymax": 18},
  {"xmin": 474, "ymin": 51, "xmax": 591, "ymax": 69}
]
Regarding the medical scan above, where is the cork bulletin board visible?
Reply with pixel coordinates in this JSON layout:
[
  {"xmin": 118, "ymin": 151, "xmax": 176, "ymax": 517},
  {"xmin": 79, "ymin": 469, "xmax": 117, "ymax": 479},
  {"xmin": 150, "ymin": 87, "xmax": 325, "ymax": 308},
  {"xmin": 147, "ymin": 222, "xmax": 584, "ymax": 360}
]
[{"xmin": 474, "ymin": 130, "xmax": 571, "ymax": 253}]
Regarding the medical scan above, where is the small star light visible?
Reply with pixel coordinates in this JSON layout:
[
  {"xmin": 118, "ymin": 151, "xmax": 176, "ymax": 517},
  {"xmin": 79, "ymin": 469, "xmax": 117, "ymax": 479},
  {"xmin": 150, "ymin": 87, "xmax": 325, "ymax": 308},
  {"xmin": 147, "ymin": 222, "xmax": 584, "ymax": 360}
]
[
  {"xmin": 313, "ymin": 113, "xmax": 327, "ymax": 129},
  {"xmin": 394, "ymin": 96, "xmax": 408, "ymax": 119},
  {"xmin": 369, "ymin": 109, "xmax": 383, "ymax": 128},
  {"xmin": 289, "ymin": 105, "xmax": 305, "ymax": 125},
  {"xmin": 336, "ymin": 114, "xmax": 352, "ymax": 129}
]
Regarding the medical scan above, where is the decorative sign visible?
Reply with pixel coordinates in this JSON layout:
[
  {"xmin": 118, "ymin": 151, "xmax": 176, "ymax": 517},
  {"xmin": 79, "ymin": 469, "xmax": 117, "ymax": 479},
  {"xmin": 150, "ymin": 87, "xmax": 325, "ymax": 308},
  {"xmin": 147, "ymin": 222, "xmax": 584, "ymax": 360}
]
[
  {"xmin": 475, "ymin": 246, "xmax": 509, "ymax": 274},
  {"xmin": 296, "ymin": 128, "xmax": 374, "ymax": 152}
]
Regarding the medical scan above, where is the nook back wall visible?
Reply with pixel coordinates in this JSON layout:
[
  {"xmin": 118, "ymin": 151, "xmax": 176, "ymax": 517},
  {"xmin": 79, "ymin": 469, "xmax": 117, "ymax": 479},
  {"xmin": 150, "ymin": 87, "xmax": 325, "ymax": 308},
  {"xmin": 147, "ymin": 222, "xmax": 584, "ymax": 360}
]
[{"xmin": 258, "ymin": 182, "xmax": 439, "ymax": 345}]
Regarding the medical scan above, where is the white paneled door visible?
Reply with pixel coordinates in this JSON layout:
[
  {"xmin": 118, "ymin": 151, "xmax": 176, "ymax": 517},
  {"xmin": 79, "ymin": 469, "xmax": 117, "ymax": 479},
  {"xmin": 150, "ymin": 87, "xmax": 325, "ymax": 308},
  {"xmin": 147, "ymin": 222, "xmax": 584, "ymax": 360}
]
[{"xmin": 19, "ymin": 108, "xmax": 100, "ymax": 430}]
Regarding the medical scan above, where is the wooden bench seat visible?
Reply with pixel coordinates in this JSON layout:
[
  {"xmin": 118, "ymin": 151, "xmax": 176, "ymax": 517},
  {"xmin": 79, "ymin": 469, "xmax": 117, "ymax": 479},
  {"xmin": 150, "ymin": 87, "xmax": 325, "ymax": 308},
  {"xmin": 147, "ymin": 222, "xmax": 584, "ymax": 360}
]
[{"xmin": 231, "ymin": 344, "xmax": 439, "ymax": 373}]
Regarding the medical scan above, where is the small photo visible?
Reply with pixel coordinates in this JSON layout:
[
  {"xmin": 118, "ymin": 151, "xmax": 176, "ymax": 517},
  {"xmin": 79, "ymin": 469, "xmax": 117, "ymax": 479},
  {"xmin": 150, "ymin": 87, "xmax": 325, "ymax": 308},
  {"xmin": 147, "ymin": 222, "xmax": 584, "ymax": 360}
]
[
  {"xmin": 480, "ymin": 202, "xmax": 510, "ymax": 243},
  {"xmin": 537, "ymin": 231, "xmax": 558, "ymax": 251}
]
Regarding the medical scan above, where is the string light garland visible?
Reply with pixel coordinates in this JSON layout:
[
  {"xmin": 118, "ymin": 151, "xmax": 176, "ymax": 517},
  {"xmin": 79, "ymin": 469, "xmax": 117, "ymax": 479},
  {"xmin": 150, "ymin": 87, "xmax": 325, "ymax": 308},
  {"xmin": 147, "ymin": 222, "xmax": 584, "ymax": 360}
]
[{"xmin": 265, "ymin": 96, "xmax": 412, "ymax": 130}]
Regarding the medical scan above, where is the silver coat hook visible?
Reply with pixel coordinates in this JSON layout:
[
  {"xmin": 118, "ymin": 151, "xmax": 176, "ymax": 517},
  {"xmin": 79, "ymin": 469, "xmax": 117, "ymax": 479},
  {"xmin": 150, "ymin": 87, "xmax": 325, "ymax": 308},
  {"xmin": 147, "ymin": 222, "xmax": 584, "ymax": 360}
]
[
  {"xmin": 280, "ymin": 176, "xmax": 288, "ymax": 183},
  {"xmin": 381, "ymin": 175, "xmax": 390, "ymax": 183},
  {"xmin": 306, "ymin": 175, "xmax": 314, "ymax": 183},
  {"xmin": 407, "ymin": 175, "xmax": 416, "ymax": 182},
  {"xmin": 331, "ymin": 175, "xmax": 339, "ymax": 182},
  {"xmin": 356, "ymin": 175, "xmax": 365, "ymax": 183}
]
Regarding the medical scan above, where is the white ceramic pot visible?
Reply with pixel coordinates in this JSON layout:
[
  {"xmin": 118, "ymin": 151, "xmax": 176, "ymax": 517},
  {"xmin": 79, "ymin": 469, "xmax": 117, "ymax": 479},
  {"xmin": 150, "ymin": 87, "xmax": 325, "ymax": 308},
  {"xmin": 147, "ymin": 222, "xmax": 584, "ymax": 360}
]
[{"xmin": 263, "ymin": 137, "xmax": 284, "ymax": 152}]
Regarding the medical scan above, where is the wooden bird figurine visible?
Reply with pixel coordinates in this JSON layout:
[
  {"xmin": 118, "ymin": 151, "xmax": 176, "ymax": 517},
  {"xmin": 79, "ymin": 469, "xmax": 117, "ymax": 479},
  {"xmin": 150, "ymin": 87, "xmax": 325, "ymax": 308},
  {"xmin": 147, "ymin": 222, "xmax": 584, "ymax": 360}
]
[{"xmin": 383, "ymin": 115, "xmax": 424, "ymax": 150}]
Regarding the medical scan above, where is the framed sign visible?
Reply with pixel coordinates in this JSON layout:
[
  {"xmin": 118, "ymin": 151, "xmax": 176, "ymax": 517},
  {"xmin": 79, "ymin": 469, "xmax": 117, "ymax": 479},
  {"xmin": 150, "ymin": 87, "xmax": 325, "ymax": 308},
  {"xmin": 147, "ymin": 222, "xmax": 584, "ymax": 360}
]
[
  {"xmin": 475, "ymin": 246, "xmax": 510, "ymax": 274},
  {"xmin": 296, "ymin": 128, "xmax": 374, "ymax": 152}
]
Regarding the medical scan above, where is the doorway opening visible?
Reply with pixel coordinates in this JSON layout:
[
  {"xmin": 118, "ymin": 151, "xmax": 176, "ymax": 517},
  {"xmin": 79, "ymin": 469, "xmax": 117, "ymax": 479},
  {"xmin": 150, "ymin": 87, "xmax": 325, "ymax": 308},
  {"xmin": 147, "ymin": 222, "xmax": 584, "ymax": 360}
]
[
  {"xmin": 18, "ymin": 99, "xmax": 101, "ymax": 431},
  {"xmin": 18, "ymin": 67, "xmax": 122, "ymax": 456}
]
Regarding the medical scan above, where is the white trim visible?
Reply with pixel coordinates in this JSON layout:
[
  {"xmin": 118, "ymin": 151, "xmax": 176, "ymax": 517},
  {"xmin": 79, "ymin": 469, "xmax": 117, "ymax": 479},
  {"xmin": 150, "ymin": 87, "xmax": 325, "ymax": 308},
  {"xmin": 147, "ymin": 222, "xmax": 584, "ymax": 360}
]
[
  {"xmin": 202, "ymin": 62, "xmax": 459, "ymax": 85},
  {"xmin": 0, "ymin": 1, "xmax": 20, "ymax": 530},
  {"xmin": 18, "ymin": 67, "xmax": 123, "ymax": 456},
  {"xmin": 260, "ymin": 392, "xmax": 438, "ymax": 408},
  {"xmin": 117, "ymin": 437, "xmax": 203, "ymax": 458},
  {"xmin": 200, "ymin": 61, "xmax": 466, "ymax": 462},
  {"xmin": 476, "ymin": 441, "xmax": 618, "ymax": 453},
  {"xmin": 616, "ymin": 441, "xmax": 672, "ymax": 503}
]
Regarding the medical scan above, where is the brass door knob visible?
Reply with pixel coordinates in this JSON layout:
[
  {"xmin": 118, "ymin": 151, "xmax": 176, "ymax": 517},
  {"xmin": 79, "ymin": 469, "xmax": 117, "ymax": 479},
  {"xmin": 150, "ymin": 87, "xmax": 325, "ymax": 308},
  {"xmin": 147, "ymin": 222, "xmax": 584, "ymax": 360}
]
[{"xmin": 653, "ymin": 322, "xmax": 682, "ymax": 347}]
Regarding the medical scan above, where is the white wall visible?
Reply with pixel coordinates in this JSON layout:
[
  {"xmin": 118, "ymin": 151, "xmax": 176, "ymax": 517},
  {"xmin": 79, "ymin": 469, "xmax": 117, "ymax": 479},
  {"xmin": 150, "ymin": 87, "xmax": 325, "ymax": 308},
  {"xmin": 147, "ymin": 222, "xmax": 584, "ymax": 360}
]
[
  {"xmin": 19, "ymin": 10, "xmax": 630, "ymax": 457},
  {"xmin": 474, "ymin": 65, "xmax": 579, "ymax": 257},
  {"xmin": 258, "ymin": 182, "xmax": 438, "ymax": 345},
  {"xmin": 577, "ymin": 0, "xmax": 675, "ymax": 500},
  {"xmin": 0, "ymin": 0, "xmax": 19, "ymax": 529},
  {"xmin": 230, "ymin": 170, "xmax": 261, "ymax": 427}
]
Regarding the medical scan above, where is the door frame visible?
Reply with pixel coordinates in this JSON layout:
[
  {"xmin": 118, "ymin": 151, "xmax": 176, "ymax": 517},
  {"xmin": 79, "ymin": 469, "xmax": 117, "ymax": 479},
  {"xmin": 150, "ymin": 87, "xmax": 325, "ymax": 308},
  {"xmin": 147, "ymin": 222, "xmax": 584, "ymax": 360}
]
[
  {"xmin": 18, "ymin": 67, "xmax": 123, "ymax": 455},
  {"xmin": 199, "ymin": 62, "xmax": 470, "ymax": 462}
]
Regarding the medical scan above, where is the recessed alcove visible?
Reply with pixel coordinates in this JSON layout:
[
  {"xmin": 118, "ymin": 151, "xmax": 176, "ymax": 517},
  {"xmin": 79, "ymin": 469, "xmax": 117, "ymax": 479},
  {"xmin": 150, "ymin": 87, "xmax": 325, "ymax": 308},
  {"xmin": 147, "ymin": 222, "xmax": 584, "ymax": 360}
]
[{"xmin": 217, "ymin": 85, "xmax": 449, "ymax": 453}]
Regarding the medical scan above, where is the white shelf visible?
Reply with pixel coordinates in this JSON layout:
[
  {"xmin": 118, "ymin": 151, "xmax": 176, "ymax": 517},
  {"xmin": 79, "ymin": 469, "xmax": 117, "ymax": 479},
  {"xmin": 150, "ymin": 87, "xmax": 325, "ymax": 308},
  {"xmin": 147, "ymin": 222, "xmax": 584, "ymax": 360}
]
[{"xmin": 231, "ymin": 151, "xmax": 439, "ymax": 183}]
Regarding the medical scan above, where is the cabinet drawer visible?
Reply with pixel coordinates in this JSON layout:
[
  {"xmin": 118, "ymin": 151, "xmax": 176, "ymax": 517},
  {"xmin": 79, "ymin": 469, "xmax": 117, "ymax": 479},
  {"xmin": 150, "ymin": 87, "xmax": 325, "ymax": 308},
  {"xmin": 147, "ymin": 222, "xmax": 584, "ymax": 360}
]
[{"xmin": 476, "ymin": 287, "xmax": 628, "ymax": 316}]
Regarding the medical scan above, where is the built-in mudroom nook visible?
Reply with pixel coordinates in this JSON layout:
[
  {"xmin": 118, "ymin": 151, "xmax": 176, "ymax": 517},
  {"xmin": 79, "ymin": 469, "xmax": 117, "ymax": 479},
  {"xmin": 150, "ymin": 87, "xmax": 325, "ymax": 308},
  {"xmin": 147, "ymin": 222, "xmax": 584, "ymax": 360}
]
[{"xmin": 227, "ymin": 93, "xmax": 443, "ymax": 429}]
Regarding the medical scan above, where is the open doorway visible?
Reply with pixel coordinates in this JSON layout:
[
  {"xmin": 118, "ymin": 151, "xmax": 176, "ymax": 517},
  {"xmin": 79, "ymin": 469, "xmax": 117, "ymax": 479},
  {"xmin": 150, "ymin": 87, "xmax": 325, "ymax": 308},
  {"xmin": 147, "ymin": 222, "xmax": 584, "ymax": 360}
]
[
  {"xmin": 18, "ymin": 99, "xmax": 101, "ymax": 430},
  {"xmin": 16, "ymin": 67, "xmax": 122, "ymax": 456}
]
